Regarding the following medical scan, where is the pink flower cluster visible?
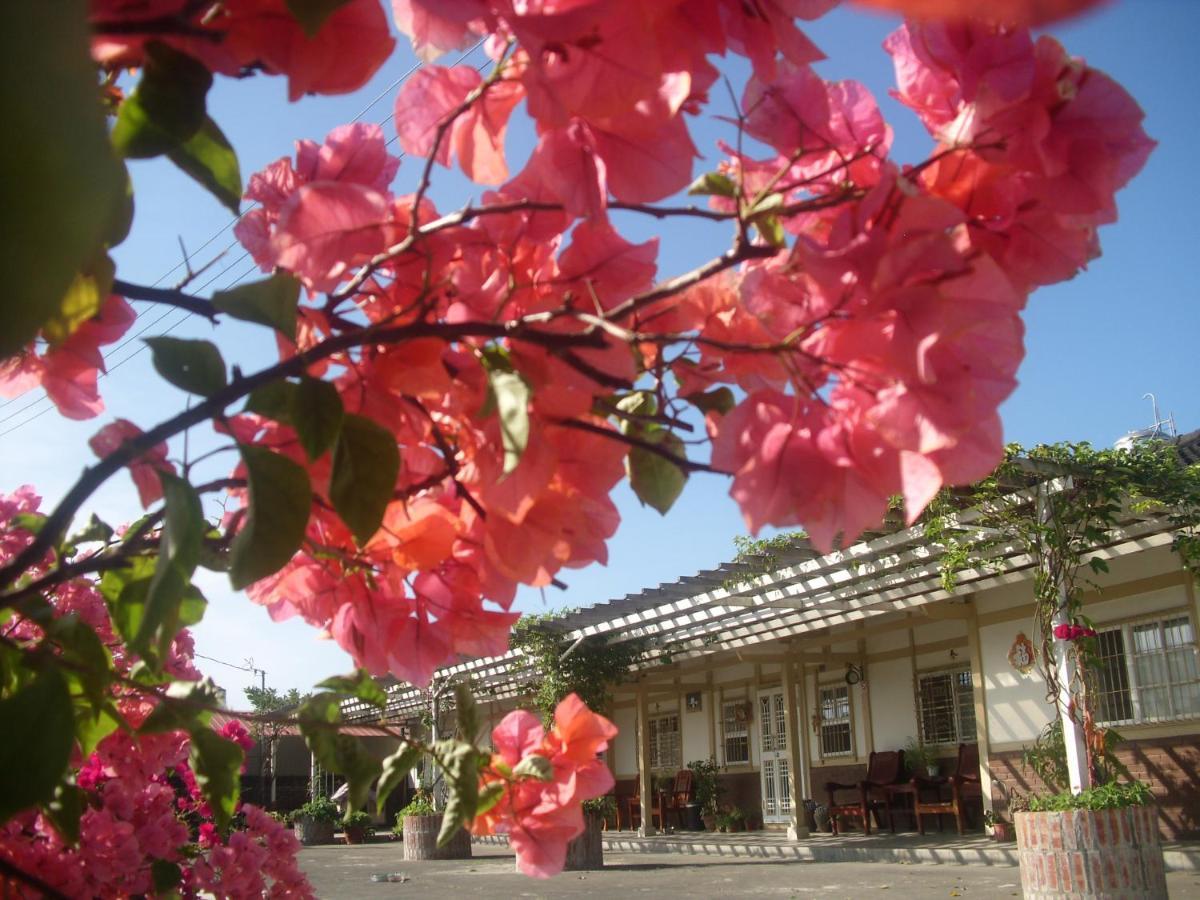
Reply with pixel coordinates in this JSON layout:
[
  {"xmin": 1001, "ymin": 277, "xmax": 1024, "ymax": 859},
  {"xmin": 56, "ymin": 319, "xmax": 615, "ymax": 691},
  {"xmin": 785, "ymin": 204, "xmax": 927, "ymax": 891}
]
[
  {"xmin": 474, "ymin": 693, "xmax": 617, "ymax": 878},
  {"xmin": 1054, "ymin": 622, "xmax": 1098, "ymax": 641},
  {"xmin": 0, "ymin": 490, "xmax": 314, "ymax": 898}
]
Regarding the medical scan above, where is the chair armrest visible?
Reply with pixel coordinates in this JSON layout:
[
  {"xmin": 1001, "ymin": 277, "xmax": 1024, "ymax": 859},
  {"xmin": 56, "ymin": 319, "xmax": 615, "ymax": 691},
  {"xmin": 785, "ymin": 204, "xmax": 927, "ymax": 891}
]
[{"xmin": 824, "ymin": 780, "xmax": 857, "ymax": 792}]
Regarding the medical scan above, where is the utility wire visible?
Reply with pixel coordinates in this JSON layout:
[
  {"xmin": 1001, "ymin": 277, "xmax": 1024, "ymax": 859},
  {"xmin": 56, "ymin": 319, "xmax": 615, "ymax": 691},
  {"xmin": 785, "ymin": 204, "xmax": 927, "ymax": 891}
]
[{"xmin": 0, "ymin": 43, "xmax": 486, "ymax": 438}]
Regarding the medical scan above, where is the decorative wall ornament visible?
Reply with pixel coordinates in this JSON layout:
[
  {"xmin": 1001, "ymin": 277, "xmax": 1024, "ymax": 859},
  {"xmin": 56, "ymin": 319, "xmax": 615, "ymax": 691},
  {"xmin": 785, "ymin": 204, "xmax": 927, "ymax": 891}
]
[
  {"xmin": 1008, "ymin": 632, "xmax": 1037, "ymax": 674},
  {"xmin": 686, "ymin": 691, "xmax": 703, "ymax": 712}
]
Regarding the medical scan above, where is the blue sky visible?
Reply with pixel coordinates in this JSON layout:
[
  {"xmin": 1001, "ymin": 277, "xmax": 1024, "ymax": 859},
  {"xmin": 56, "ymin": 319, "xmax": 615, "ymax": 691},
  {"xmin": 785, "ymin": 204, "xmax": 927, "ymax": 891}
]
[{"xmin": 2, "ymin": 0, "xmax": 1197, "ymax": 705}]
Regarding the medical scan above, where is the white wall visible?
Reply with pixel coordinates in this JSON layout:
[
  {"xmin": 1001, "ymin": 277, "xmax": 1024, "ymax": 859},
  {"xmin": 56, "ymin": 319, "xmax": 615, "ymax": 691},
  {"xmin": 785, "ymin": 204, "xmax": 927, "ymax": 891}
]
[
  {"xmin": 611, "ymin": 706, "xmax": 637, "ymax": 777},
  {"xmin": 868, "ymin": 656, "xmax": 917, "ymax": 751}
]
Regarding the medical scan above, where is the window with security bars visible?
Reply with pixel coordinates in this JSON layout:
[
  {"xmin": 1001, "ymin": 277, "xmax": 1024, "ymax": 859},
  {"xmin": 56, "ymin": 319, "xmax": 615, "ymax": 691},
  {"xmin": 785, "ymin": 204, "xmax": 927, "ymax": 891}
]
[
  {"xmin": 722, "ymin": 701, "xmax": 750, "ymax": 765},
  {"xmin": 917, "ymin": 667, "xmax": 976, "ymax": 746},
  {"xmin": 819, "ymin": 685, "xmax": 852, "ymax": 757},
  {"xmin": 1094, "ymin": 614, "xmax": 1200, "ymax": 725},
  {"xmin": 648, "ymin": 713, "xmax": 681, "ymax": 770}
]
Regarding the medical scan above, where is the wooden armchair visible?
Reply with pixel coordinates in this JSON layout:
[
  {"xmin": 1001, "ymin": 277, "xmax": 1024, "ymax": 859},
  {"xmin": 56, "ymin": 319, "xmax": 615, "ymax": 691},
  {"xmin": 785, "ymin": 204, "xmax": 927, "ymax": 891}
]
[
  {"xmin": 897, "ymin": 743, "xmax": 981, "ymax": 835},
  {"xmin": 824, "ymin": 750, "xmax": 905, "ymax": 835},
  {"xmin": 654, "ymin": 769, "xmax": 695, "ymax": 831}
]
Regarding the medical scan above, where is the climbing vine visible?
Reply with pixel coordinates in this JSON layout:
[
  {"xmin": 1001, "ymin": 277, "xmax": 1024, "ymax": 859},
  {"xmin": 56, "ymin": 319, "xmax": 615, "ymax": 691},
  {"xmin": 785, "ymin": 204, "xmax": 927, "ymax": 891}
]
[
  {"xmin": 510, "ymin": 612, "xmax": 643, "ymax": 723},
  {"xmin": 925, "ymin": 440, "xmax": 1200, "ymax": 784}
]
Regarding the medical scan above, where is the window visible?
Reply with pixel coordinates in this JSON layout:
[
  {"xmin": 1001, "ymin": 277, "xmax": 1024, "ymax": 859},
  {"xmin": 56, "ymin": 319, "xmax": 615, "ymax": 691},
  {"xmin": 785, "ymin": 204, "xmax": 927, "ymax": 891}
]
[
  {"xmin": 917, "ymin": 667, "xmax": 976, "ymax": 746},
  {"xmin": 1095, "ymin": 614, "xmax": 1200, "ymax": 725},
  {"xmin": 722, "ymin": 700, "xmax": 750, "ymax": 765},
  {"xmin": 647, "ymin": 712, "xmax": 681, "ymax": 770},
  {"xmin": 819, "ymin": 685, "xmax": 853, "ymax": 757}
]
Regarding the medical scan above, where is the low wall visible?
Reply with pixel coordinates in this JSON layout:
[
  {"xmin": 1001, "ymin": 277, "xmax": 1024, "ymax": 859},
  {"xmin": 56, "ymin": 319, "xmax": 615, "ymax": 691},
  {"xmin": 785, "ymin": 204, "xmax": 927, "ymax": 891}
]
[{"xmin": 991, "ymin": 735, "xmax": 1200, "ymax": 839}]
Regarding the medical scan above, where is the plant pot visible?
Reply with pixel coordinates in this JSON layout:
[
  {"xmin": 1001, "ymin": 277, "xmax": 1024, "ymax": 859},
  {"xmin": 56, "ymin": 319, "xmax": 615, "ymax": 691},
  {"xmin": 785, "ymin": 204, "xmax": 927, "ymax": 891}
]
[
  {"xmin": 682, "ymin": 803, "xmax": 704, "ymax": 831},
  {"xmin": 991, "ymin": 822, "xmax": 1012, "ymax": 843},
  {"xmin": 702, "ymin": 814, "xmax": 717, "ymax": 832},
  {"xmin": 344, "ymin": 825, "xmax": 368, "ymax": 845},
  {"xmin": 562, "ymin": 812, "xmax": 604, "ymax": 871},
  {"xmin": 1015, "ymin": 807, "xmax": 1166, "ymax": 898},
  {"xmin": 925, "ymin": 765, "xmax": 940, "ymax": 777},
  {"xmin": 292, "ymin": 817, "xmax": 336, "ymax": 845},
  {"xmin": 403, "ymin": 814, "xmax": 472, "ymax": 861},
  {"xmin": 729, "ymin": 821, "xmax": 744, "ymax": 833}
]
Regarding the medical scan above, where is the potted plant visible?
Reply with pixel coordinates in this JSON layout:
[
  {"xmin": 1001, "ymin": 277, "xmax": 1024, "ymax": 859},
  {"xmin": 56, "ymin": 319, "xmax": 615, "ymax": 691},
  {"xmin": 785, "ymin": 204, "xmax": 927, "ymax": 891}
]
[
  {"xmin": 397, "ymin": 791, "xmax": 471, "ymax": 860},
  {"xmin": 903, "ymin": 737, "xmax": 940, "ymax": 777},
  {"xmin": 290, "ymin": 795, "xmax": 339, "ymax": 845},
  {"xmin": 563, "ymin": 798, "xmax": 610, "ymax": 870},
  {"xmin": 726, "ymin": 806, "xmax": 745, "ymax": 833},
  {"xmin": 982, "ymin": 810, "xmax": 1012, "ymax": 842},
  {"xmin": 689, "ymin": 758, "xmax": 722, "ymax": 832},
  {"xmin": 343, "ymin": 811, "xmax": 374, "ymax": 845},
  {"xmin": 812, "ymin": 803, "xmax": 832, "ymax": 833},
  {"xmin": 714, "ymin": 812, "xmax": 731, "ymax": 833}
]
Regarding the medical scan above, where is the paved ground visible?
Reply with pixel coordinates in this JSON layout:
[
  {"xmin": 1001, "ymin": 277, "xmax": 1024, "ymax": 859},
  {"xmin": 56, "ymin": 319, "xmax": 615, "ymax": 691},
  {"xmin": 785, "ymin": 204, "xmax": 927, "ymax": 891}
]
[{"xmin": 299, "ymin": 842, "xmax": 1200, "ymax": 899}]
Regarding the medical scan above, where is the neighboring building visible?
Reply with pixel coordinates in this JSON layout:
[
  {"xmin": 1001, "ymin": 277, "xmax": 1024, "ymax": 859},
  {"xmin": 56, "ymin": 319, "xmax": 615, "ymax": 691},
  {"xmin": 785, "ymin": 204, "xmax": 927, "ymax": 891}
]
[{"xmin": 358, "ymin": 431, "xmax": 1200, "ymax": 839}]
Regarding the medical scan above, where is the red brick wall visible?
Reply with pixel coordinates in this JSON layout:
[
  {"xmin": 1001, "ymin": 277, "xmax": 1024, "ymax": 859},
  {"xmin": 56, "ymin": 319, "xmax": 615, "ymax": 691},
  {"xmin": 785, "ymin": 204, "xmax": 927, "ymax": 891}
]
[{"xmin": 990, "ymin": 735, "xmax": 1200, "ymax": 839}]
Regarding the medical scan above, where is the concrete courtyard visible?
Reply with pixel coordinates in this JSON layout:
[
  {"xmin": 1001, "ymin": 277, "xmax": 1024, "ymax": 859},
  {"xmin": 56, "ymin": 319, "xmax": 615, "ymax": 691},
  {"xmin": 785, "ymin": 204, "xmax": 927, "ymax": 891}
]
[{"xmin": 299, "ymin": 841, "xmax": 1200, "ymax": 899}]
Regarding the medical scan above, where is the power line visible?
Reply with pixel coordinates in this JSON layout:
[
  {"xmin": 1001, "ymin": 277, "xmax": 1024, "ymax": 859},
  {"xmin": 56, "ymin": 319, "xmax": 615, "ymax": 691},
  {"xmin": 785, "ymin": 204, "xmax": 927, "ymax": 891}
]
[
  {"xmin": 0, "ymin": 42, "xmax": 485, "ymax": 421},
  {"xmin": 1, "ymin": 44, "xmax": 487, "ymax": 441},
  {"xmin": 195, "ymin": 651, "xmax": 267, "ymax": 691}
]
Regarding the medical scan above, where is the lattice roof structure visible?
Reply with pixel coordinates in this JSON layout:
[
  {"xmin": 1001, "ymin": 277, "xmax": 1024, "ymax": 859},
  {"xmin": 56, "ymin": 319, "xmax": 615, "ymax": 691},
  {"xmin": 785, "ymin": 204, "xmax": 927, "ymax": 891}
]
[{"xmin": 344, "ymin": 435, "xmax": 1200, "ymax": 725}]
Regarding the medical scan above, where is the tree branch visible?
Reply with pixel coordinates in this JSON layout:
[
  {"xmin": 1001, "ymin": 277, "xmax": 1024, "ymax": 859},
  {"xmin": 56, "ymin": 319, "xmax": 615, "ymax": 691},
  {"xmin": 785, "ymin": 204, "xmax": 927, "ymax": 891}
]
[{"xmin": 113, "ymin": 279, "xmax": 218, "ymax": 322}]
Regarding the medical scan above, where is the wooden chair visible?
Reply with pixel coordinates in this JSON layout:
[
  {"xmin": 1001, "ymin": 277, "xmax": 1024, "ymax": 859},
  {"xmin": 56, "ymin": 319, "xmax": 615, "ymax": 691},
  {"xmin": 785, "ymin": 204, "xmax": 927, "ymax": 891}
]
[
  {"xmin": 897, "ymin": 743, "xmax": 981, "ymax": 835},
  {"xmin": 824, "ymin": 750, "xmax": 905, "ymax": 835},
  {"xmin": 654, "ymin": 769, "xmax": 695, "ymax": 831}
]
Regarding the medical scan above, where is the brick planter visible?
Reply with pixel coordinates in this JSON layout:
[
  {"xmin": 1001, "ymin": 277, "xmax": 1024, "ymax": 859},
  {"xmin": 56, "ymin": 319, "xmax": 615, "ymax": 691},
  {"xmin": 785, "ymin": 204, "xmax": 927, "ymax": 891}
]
[
  {"xmin": 1015, "ymin": 806, "xmax": 1167, "ymax": 898},
  {"xmin": 403, "ymin": 814, "xmax": 472, "ymax": 860}
]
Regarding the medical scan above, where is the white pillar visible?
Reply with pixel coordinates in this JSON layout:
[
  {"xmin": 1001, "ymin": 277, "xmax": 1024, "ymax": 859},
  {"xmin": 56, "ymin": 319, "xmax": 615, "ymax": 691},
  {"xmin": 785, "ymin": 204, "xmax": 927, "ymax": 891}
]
[
  {"xmin": 636, "ymin": 681, "xmax": 656, "ymax": 836},
  {"xmin": 1040, "ymin": 481, "xmax": 1091, "ymax": 795},
  {"xmin": 782, "ymin": 656, "xmax": 809, "ymax": 840}
]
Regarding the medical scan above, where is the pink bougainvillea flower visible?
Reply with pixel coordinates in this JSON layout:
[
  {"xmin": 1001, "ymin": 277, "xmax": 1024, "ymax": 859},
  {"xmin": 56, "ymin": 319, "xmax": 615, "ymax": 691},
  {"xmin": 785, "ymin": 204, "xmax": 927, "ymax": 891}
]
[
  {"xmin": 88, "ymin": 419, "xmax": 176, "ymax": 508},
  {"xmin": 474, "ymin": 693, "xmax": 617, "ymax": 878},
  {"xmin": 0, "ymin": 294, "xmax": 135, "ymax": 421}
]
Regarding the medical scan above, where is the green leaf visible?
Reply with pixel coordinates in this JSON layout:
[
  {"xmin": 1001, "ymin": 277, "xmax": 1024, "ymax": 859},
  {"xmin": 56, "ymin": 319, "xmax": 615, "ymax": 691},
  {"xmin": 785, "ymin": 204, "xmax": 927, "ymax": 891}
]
[
  {"xmin": 69, "ymin": 513, "xmax": 115, "ymax": 546},
  {"xmin": 686, "ymin": 171, "xmax": 738, "ymax": 198},
  {"xmin": 100, "ymin": 559, "xmax": 155, "ymax": 650},
  {"xmin": 285, "ymin": 0, "xmax": 355, "ymax": 36},
  {"xmin": 298, "ymin": 694, "xmax": 381, "ymax": 814},
  {"xmin": 111, "ymin": 42, "xmax": 212, "ymax": 159},
  {"xmin": 139, "ymin": 473, "xmax": 204, "ymax": 657},
  {"xmin": 453, "ymin": 681, "xmax": 480, "ymax": 742},
  {"xmin": 245, "ymin": 380, "xmax": 300, "ymax": 423},
  {"xmin": 167, "ymin": 116, "xmax": 242, "ymax": 214},
  {"xmin": 151, "ymin": 859, "xmax": 183, "ymax": 894},
  {"xmin": 316, "ymin": 670, "xmax": 387, "ymax": 708},
  {"xmin": 754, "ymin": 214, "xmax": 786, "ymax": 249},
  {"xmin": 615, "ymin": 390, "xmax": 656, "ymax": 429},
  {"xmin": 41, "ymin": 254, "xmax": 115, "ymax": 346},
  {"xmin": 475, "ymin": 781, "xmax": 506, "ymax": 818},
  {"xmin": 376, "ymin": 741, "xmax": 422, "ymax": 816},
  {"xmin": 75, "ymin": 700, "xmax": 122, "ymax": 757},
  {"xmin": 0, "ymin": 667, "xmax": 75, "ymax": 821},
  {"xmin": 229, "ymin": 446, "xmax": 312, "ymax": 591},
  {"xmin": 684, "ymin": 387, "xmax": 736, "ymax": 417},
  {"xmin": 11, "ymin": 512, "xmax": 47, "ymax": 536},
  {"xmin": 212, "ymin": 274, "xmax": 301, "ymax": 340},
  {"xmin": 511, "ymin": 754, "xmax": 554, "ymax": 782},
  {"xmin": 436, "ymin": 739, "xmax": 480, "ymax": 846},
  {"xmin": 293, "ymin": 378, "xmax": 344, "ymax": 461},
  {"xmin": 46, "ymin": 783, "xmax": 86, "ymax": 845},
  {"xmin": 489, "ymin": 370, "xmax": 531, "ymax": 476},
  {"xmin": 0, "ymin": 0, "xmax": 124, "ymax": 359},
  {"xmin": 50, "ymin": 615, "xmax": 113, "ymax": 706},
  {"xmin": 145, "ymin": 336, "xmax": 227, "ymax": 397},
  {"xmin": 140, "ymin": 678, "xmax": 220, "ymax": 735},
  {"xmin": 330, "ymin": 414, "xmax": 399, "ymax": 545},
  {"xmin": 189, "ymin": 727, "xmax": 243, "ymax": 829},
  {"xmin": 627, "ymin": 430, "xmax": 688, "ymax": 515}
]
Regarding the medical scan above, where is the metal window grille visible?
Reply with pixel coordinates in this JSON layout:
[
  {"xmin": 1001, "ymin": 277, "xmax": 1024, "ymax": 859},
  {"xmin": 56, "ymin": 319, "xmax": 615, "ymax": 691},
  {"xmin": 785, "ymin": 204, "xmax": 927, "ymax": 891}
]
[
  {"xmin": 1097, "ymin": 614, "xmax": 1200, "ymax": 725},
  {"xmin": 648, "ymin": 713, "xmax": 681, "ymax": 770},
  {"xmin": 819, "ymin": 685, "xmax": 852, "ymax": 757},
  {"xmin": 917, "ymin": 667, "xmax": 973, "ymax": 746},
  {"xmin": 722, "ymin": 701, "xmax": 750, "ymax": 765}
]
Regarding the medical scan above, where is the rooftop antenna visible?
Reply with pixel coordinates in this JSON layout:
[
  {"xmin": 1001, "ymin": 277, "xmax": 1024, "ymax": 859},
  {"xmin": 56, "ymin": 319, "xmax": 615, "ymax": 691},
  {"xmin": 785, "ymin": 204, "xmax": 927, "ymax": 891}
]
[
  {"xmin": 1115, "ymin": 394, "xmax": 1177, "ymax": 450},
  {"xmin": 1142, "ymin": 393, "xmax": 1177, "ymax": 439}
]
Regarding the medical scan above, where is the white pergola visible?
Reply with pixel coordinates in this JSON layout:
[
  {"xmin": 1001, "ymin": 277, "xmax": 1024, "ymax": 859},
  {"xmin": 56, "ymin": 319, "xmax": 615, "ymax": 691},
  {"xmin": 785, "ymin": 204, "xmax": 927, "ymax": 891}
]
[{"xmin": 343, "ymin": 475, "xmax": 1184, "ymax": 836}]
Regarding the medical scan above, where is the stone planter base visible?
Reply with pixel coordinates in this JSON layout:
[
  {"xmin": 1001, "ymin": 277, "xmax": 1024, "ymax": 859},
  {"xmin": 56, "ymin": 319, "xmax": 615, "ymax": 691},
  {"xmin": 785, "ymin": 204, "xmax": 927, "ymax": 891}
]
[
  {"xmin": 1015, "ymin": 806, "xmax": 1167, "ymax": 898},
  {"xmin": 293, "ymin": 818, "xmax": 336, "ymax": 845},
  {"xmin": 403, "ymin": 814, "xmax": 472, "ymax": 860},
  {"xmin": 563, "ymin": 814, "xmax": 604, "ymax": 871}
]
